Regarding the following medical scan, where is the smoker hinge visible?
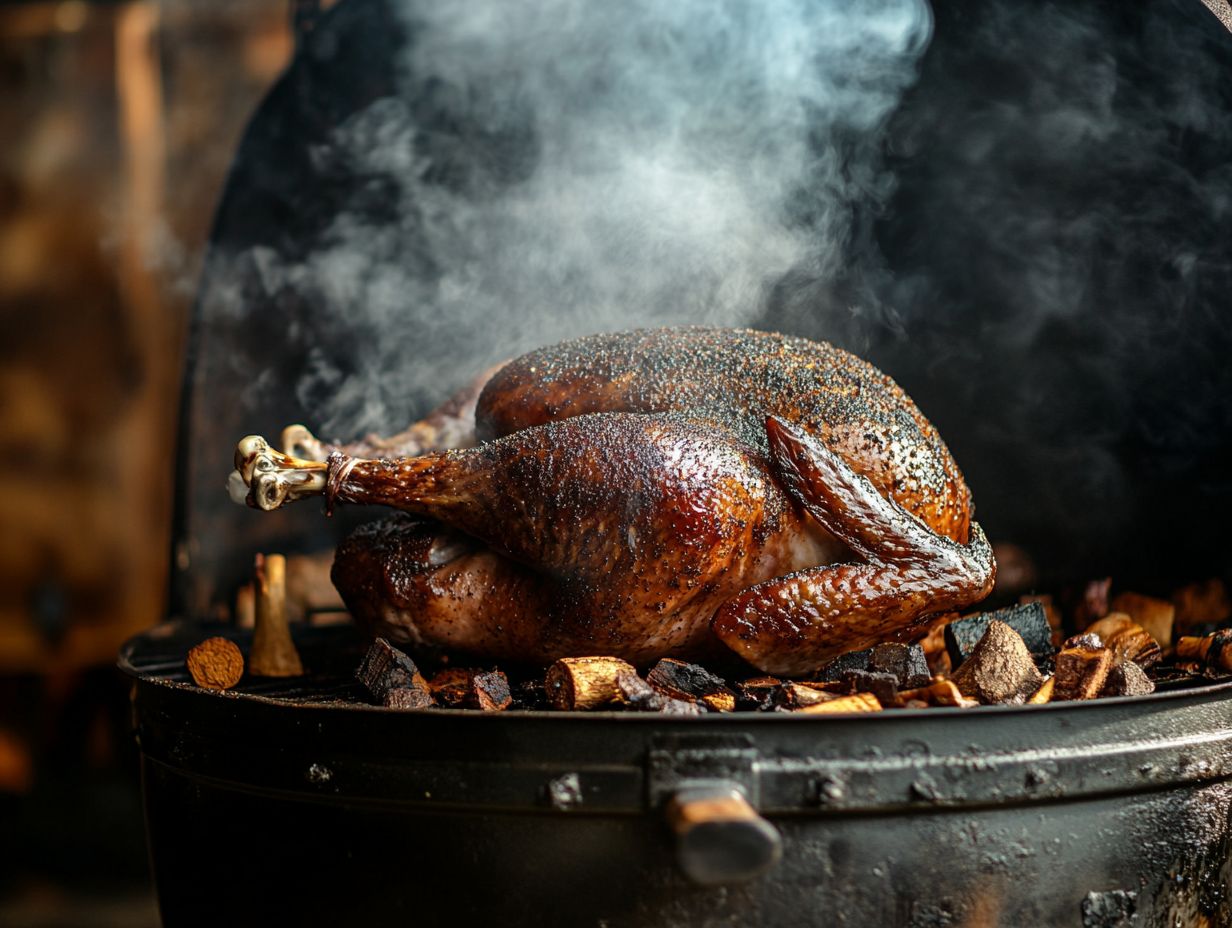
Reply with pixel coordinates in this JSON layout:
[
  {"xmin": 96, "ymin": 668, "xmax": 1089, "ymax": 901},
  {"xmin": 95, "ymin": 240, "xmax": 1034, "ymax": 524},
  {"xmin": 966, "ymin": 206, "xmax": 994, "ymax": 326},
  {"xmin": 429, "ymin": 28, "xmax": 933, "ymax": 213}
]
[{"xmin": 646, "ymin": 732, "xmax": 760, "ymax": 807}]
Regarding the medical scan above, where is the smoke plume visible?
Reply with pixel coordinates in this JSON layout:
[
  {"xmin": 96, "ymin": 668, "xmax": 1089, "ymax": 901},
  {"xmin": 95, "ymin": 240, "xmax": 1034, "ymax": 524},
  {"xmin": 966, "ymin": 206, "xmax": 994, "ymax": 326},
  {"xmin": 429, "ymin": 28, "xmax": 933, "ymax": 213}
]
[{"xmin": 277, "ymin": 0, "xmax": 933, "ymax": 437}]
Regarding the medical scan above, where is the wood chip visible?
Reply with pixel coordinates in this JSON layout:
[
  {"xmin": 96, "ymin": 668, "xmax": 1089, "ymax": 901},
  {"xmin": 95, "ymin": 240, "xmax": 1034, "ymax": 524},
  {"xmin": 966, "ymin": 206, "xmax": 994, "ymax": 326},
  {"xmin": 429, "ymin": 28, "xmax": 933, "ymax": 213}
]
[
  {"xmin": 949, "ymin": 620, "xmax": 1044, "ymax": 704},
  {"xmin": 1053, "ymin": 645, "xmax": 1113, "ymax": 701},
  {"xmin": 776, "ymin": 681, "xmax": 839, "ymax": 709},
  {"xmin": 385, "ymin": 685, "xmax": 434, "ymax": 710},
  {"xmin": 1084, "ymin": 613, "xmax": 1162, "ymax": 668},
  {"xmin": 795, "ymin": 692, "xmax": 882, "ymax": 714},
  {"xmin": 897, "ymin": 678, "xmax": 978, "ymax": 708},
  {"xmin": 186, "ymin": 637, "xmax": 244, "ymax": 690},
  {"xmin": 1175, "ymin": 631, "xmax": 1232, "ymax": 674},
  {"xmin": 617, "ymin": 671, "xmax": 705, "ymax": 715},
  {"xmin": 545, "ymin": 656, "xmax": 637, "ymax": 710}
]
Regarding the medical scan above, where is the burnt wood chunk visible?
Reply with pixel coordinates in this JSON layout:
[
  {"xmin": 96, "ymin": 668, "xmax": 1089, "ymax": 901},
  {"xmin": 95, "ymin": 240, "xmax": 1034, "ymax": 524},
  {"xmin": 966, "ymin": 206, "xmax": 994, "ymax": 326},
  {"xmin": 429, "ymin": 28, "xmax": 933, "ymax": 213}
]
[
  {"xmin": 615, "ymin": 670, "xmax": 664, "ymax": 710},
  {"xmin": 796, "ymin": 692, "xmax": 882, "ymax": 714},
  {"xmin": 467, "ymin": 670, "xmax": 512, "ymax": 711},
  {"xmin": 1084, "ymin": 614, "xmax": 1162, "ymax": 668},
  {"xmin": 427, "ymin": 668, "xmax": 477, "ymax": 708},
  {"xmin": 949, "ymin": 620, "xmax": 1044, "ymax": 705},
  {"xmin": 617, "ymin": 672, "xmax": 706, "ymax": 715},
  {"xmin": 1053, "ymin": 645, "xmax": 1113, "ymax": 701},
  {"xmin": 646, "ymin": 658, "xmax": 736, "ymax": 712},
  {"xmin": 1101, "ymin": 661, "xmax": 1155, "ymax": 698},
  {"xmin": 1110, "ymin": 591, "xmax": 1175, "ymax": 650},
  {"xmin": 735, "ymin": 676, "xmax": 782, "ymax": 711},
  {"xmin": 546, "ymin": 656, "xmax": 637, "ymax": 710},
  {"xmin": 869, "ymin": 643, "xmax": 931, "ymax": 689},
  {"xmin": 945, "ymin": 603, "xmax": 1052, "ymax": 669},
  {"xmin": 837, "ymin": 670, "xmax": 899, "ymax": 707},
  {"xmin": 815, "ymin": 647, "xmax": 874, "ymax": 682},
  {"xmin": 1175, "ymin": 631, "xmax": 1232, "ymax": 675},
  {"xmin": 776, "ymin": 681, "xmax": 839, "ymax": 710},
  {"xmin": 357, "ymin": 638, "xmax": 433, "ymax": 707}
]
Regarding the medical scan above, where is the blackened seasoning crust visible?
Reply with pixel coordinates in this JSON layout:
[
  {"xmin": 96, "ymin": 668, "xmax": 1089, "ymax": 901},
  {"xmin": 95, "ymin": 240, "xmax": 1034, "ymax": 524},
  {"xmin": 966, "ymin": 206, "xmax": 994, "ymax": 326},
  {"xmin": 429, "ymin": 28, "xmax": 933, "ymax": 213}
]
[{"xmin": 320, "ymin": 327, "xmax": 995, "ymax": 675}]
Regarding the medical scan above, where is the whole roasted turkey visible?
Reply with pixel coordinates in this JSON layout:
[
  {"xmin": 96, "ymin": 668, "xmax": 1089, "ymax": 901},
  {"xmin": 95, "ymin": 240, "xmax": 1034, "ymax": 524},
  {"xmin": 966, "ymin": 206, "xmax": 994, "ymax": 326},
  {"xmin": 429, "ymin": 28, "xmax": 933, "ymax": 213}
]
[{"xmin": 232, "ymin": 328, "xmax": 995, "ymax": 676}]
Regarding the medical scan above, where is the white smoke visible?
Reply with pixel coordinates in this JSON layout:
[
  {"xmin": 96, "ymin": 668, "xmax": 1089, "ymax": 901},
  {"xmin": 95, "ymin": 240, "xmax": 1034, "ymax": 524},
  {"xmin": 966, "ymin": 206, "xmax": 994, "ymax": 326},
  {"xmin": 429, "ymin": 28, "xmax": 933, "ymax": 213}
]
[{"xmin": 265, "ymin": 0, "xmax": 933, "ymax": 437}]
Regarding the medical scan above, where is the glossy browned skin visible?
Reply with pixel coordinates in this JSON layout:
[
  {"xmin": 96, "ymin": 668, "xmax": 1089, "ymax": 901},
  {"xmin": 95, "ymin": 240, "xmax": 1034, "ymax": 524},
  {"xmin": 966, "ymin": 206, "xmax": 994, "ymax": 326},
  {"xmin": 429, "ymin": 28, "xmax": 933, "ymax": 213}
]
[{"xmin": 323, "ymin": 328, "xmax": 995, "ymax": 675}]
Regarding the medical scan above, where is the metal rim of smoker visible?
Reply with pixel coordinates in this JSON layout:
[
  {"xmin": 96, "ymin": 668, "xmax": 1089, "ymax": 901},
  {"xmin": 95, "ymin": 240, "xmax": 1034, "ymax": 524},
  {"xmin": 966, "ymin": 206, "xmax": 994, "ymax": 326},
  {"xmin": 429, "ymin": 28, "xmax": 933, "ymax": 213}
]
[
  {"xmin": 121, "ymin": 620, "xmax": 1232, "ymax": 890},
  {"xmin": 120, "ymin": 618, "xmax": 1232, "ymax": 916}
]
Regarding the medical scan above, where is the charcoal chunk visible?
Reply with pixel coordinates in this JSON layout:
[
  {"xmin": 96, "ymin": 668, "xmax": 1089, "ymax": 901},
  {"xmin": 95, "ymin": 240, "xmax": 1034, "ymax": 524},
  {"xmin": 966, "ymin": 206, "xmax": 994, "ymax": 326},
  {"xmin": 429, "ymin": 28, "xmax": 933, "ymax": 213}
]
[
  {"xmin": 356, "ymin": 638, "xmax": 432, "ymax": 705},
  {"xmin": 616, "ymin": 670, "xmax": 703, "ymax": 715},
  {"xmin": 837, "ymin": 670, "xmax": 899, "ymax": 706},
  {"xmin": 615, "ymin": 670, "xmax": 665, "ymax": 711},
  {"xmin": 734, "ymin": 676, "xmax": 781, "ymax": 711},
  {"xmin": 467, "ymin": 670, "xmax": 512, "ymax": 711},
  {"xmin": 816, "ymin": 647, "xmax": 873, "ymax": 682},
  {"xmin": 647, "ymin": 658, "xmax": 735, "ymax": 711},
  {"xmin": 869, "ymin": 643, "xmax": 931, "ymax": 689},
  {"xmin": 945, "ymin": 603, "xmax": 1052, "ymax": 669}
]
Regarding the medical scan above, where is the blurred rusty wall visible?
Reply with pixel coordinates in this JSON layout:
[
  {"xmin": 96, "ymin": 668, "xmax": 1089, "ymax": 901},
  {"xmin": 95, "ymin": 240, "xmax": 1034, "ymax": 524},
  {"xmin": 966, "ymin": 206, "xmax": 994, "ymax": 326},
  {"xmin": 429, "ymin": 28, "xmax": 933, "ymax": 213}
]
[
  {"xmin": 0, "ymin": 2, "xmax": 294, "ymax": 917},
  {"xmin": 0, "ymin": 0, "xmax": 292, "ymax": 676}
]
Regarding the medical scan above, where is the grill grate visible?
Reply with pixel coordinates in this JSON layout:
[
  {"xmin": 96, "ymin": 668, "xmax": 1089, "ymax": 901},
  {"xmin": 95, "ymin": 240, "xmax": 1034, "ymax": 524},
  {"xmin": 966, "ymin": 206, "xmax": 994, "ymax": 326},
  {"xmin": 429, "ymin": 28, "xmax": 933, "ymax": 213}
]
[{"xmin": 120, "ymin": 620, "xmax": 372, "ymax": 706}]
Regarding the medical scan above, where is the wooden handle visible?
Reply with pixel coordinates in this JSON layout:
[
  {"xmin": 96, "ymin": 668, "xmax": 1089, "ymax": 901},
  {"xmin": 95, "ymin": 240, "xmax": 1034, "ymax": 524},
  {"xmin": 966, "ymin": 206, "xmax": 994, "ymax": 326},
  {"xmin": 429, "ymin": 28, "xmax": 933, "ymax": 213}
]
[{"xmin": 666, "ymin": 784, "xmax": 782, "ymax": 885}]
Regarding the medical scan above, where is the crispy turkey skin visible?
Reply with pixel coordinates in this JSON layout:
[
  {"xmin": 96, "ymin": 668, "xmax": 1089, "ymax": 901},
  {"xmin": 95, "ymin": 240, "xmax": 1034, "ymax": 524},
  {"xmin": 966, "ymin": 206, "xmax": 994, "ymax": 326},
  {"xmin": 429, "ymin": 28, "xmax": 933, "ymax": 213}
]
[{"xmin": 236, "ymin": 328, "xmax": 995, "ymax": 675}]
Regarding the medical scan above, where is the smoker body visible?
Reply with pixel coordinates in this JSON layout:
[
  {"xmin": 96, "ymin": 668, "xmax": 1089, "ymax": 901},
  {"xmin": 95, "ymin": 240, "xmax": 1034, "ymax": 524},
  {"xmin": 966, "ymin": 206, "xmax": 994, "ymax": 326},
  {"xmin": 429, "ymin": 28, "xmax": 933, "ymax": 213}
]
[{"xmin": 124, "ymin": 623, "xmax": 1232, "ymax": 927}]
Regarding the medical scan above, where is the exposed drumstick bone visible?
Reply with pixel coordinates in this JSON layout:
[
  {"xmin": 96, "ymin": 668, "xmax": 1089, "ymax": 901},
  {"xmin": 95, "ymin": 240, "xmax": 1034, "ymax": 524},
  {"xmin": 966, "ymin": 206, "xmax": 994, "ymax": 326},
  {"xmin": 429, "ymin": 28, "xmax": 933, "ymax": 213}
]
[{"xmin": 231, "ymin": 435, "xmax": 328, "ymax": 511}]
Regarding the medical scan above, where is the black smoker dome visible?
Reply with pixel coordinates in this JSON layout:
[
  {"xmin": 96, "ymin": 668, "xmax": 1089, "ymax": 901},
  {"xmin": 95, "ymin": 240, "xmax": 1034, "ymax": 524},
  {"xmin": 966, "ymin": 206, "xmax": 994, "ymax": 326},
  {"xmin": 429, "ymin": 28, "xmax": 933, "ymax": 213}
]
[{"xmin": 172, "ymin": 0, "xmax": 1232, "ymax": 619}]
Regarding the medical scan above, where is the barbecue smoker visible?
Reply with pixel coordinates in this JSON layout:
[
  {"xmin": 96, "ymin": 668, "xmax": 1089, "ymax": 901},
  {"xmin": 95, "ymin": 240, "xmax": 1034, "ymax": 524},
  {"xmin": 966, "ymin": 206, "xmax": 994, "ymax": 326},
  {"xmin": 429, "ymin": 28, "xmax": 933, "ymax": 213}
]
[{"xmin": 125, "ymin": 1, "xmax": 1232, "ymax": 925}]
